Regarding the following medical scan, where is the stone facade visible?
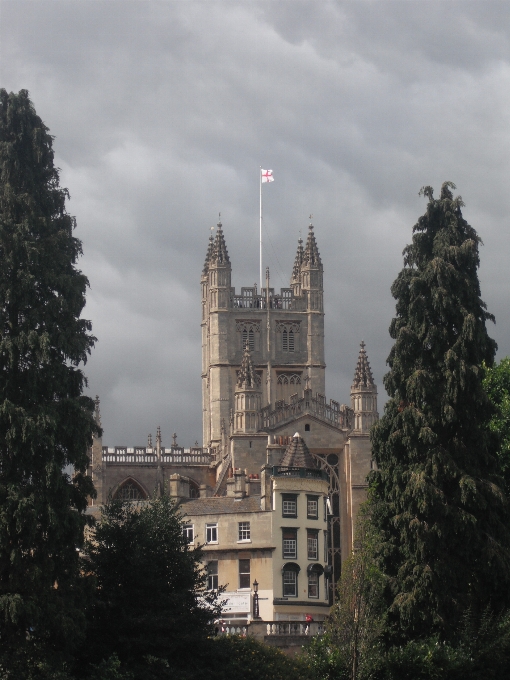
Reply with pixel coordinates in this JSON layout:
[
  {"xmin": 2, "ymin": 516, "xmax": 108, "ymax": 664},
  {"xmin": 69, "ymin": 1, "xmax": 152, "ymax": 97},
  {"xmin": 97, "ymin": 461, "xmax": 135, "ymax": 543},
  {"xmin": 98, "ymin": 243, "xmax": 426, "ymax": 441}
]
[{"xmin": 87, "ymin": 219, "xmax": 379, "ymax": 626}]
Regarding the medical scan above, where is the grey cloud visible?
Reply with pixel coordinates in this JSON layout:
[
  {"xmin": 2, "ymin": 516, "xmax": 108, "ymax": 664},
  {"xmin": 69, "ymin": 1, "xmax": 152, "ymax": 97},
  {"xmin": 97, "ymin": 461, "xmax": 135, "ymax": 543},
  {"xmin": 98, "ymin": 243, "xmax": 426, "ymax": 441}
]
[{"xmin": 2, "ymin": 0, "xmax": 509, "ymax": 444}]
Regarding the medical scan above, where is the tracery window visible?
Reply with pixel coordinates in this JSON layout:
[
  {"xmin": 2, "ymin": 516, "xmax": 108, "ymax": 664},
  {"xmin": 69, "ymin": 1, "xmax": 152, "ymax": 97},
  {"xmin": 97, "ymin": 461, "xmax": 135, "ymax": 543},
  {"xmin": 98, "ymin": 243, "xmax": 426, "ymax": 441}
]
[
  {"xmin": 114, "ymin": 480, "xmax": 145, "ymax": 501},
  {"xmin": 236, "ymin": 321, "xmax": 260, "ymax": 351},
  {"xmin": 276, "ymin": 373, "xmax": 302, "ymax": 403},
  {"xmin": 242, "ymin": 327, "xmax": 255, "ymax": 351},
  {"xmin": 277, "ymin": 321, "xmax": 300, "ymax": 353}
]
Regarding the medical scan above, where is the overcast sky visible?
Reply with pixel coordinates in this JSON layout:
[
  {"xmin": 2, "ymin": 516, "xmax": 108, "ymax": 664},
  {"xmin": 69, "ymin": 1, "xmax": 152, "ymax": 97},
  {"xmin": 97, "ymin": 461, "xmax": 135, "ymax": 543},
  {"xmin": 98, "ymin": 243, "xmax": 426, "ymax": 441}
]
[{"xmin": 2, "ymin": 0, "xmax": 510, "ymax": 446}]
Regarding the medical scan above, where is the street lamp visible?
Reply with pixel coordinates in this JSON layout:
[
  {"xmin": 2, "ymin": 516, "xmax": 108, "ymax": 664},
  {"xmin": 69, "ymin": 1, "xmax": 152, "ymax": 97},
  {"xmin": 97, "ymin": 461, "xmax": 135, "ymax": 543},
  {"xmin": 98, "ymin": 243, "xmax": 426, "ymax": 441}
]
[{"xmin": 252, "ymin": 579, "xmax": 260, "ymax": 619}]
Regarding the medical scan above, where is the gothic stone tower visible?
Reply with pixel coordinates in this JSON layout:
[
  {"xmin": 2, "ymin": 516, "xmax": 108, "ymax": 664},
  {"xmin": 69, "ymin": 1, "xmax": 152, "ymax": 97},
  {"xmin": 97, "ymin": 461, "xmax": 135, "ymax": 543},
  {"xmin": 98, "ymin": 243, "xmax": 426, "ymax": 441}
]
[{"xmin": 201, "ymin": 220, "xmax": 325, "ymax": 449}]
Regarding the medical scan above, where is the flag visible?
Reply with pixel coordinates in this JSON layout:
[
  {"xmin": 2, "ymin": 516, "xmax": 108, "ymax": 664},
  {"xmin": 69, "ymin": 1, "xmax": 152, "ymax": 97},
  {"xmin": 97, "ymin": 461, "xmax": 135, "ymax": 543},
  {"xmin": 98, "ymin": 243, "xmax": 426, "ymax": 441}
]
[{"xmin": 261, "ymin": 169, "xmax": 274, "ymax": 183}]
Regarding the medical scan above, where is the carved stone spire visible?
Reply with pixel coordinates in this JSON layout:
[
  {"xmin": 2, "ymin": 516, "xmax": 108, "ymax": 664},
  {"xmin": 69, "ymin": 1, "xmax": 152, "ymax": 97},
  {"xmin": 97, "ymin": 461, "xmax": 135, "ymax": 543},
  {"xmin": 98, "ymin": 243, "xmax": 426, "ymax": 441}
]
[
  {"xmin": 237, "ymin": 344, "xmax": 256, "ymax": 389},
  {"xmin": 211, "ymin": 220, "xmax": 230, "ymax": 265},
  {"xmin": 302, "ymin": 221, "xmax": 322, "ymax": 267},
  {"xmin": 203, "ymin": 233, "xmax": 214, "ymax": 274},
  {"xmin": 291, "ymin": 237, "xmax": 304, "ymax": 284},
  {"xmin": 352, "ymin": 341, "xmax": 375, "ymax": 389},
  {"xmin": 351, "ymin": 341, "xmax": 378, "ymax": 434},
  {"xmin": 233, "ymin": 345, "xmax": 261, "ymax": 434}
]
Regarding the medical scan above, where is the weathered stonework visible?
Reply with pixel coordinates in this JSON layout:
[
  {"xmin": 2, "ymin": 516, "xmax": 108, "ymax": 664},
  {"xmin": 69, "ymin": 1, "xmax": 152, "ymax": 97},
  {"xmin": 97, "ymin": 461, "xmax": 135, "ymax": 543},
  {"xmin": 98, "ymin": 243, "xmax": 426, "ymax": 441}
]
[{"xmin": 87, "ymin": 218, "xmax": 379, "ymax": 626}]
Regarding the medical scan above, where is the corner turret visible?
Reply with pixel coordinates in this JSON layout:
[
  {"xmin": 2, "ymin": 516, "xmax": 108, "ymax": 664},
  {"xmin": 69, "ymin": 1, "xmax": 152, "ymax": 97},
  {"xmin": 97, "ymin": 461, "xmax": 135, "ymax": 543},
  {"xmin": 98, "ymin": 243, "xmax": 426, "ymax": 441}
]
[
  {"xmin": 300, "ymin": 220, "xmax": 323, "ymax": 311},
  {"xmin": 350, "ymin": 341, "xmax": 378, "ymax": 434},
  {"xmin": 234, "ymin": 345, "xmax": 261, "ymax": 433}
]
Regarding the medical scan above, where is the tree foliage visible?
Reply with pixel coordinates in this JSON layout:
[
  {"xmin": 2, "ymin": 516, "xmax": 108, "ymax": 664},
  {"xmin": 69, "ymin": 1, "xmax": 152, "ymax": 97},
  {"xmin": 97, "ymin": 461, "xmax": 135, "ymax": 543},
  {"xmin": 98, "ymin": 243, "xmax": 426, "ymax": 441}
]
[
  {"xmin": 484, "ymin": 357, "xmax": 510, "ymax": 494},
  {"xmin": 0, "ymin": 89, "xmax": 97, "ymax": 665},
  {"xmin": 321, "ymin": 504, "xmax": 387, "ymax": 679},
  {"xmin": 369, "ymin": 182, "xmax": 510, "ymax": 642},
  {"xmin": 79, "ymin": 496, "xmax": 219, "ymax": 677}
]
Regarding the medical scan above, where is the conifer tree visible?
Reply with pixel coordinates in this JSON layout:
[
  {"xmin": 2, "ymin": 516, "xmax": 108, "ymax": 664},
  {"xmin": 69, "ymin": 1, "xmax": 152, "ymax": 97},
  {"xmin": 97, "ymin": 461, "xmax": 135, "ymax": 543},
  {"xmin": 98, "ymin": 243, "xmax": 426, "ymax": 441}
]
[
  {"xmin": 484, "ymin": 357, "xmax": 510, "ymax": 495},
  {"xmin": 370, "ymin": 181, "xmax": 510, "ymax": 643},
  {"xmin": 0, "ymin": 90, "xmax": 97, "ymax": 662}
]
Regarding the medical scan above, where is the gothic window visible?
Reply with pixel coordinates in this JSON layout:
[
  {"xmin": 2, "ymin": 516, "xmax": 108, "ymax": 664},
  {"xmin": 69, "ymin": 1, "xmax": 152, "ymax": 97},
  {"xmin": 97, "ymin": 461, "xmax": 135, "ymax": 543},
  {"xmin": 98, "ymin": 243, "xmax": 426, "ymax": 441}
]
[
  {"xmin": 277, "ymin": 321, "xmax": 300, "ymax": 353},
  {"xmin": 282, "ymin": 329, "xmax": 294, "ymax": 352},
  {"xmin": 242, "ymin": 327, "xmax": 255, "ymax": 351},
  {"xmin": 114, "ymin": 479, "xmax": 146, "ymax": 501},
  {"xmin": 276, "ymin": 373, "xmax": 302, "ymax": 403},
  {"xmin": 236, "ymin": 321, "xmax": 260, "ymax": 351}
]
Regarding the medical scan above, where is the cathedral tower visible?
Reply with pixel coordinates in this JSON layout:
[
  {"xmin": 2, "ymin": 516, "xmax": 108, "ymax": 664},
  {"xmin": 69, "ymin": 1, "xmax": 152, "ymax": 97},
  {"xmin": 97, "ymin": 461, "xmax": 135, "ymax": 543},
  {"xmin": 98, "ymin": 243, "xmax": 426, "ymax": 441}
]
[{"xmin": 201, "ymin": 220, "xmax": 325, "ymax": 449}]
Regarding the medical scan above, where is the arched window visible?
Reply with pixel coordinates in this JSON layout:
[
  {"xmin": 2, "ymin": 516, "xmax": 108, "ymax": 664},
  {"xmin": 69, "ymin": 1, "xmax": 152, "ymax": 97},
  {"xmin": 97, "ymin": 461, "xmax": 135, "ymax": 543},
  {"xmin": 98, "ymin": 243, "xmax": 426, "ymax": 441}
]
[
  {"xmin": 114, "ymin": 479, "xmax": 146, "ymax": 501},
  {"xmin": 237, "ymin": 322, "xmax": 259, "ymax": 351},
  {"xmin": 276, "ymin": 373, "xmax": 302, "ymax": 403},
  {"xmin": 277, "ymin": 322, "xmax": 300, "ymax": 353}
]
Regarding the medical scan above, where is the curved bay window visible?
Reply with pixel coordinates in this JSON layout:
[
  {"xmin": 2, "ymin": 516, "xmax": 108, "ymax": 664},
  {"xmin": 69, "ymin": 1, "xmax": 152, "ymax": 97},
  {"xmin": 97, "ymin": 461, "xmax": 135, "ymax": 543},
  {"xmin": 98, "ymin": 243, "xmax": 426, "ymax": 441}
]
[{"xmin": 114, "ymin": 479, "xmax": 146, "ymax": 501}]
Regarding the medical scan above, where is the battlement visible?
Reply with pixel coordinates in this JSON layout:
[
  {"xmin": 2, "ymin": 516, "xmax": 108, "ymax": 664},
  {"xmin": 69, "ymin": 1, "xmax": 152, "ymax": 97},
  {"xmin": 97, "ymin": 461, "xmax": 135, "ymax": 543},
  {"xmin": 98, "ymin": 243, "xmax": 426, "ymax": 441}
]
[
  {"xmin": 230, "ymin": 287, "xmax": 305, "ymax": 311},
  {"xmin": 260, "ymin": 390, "xmax": 353, "ymax": 431},
  {"xmin": 102, "ymin": 446, "xmax": 213, "ymax": 465}
]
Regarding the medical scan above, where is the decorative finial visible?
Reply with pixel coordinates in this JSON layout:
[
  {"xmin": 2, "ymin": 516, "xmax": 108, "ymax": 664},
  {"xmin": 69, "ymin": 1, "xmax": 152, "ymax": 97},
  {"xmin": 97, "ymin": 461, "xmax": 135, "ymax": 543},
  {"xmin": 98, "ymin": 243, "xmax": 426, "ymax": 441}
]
[
  {"xmin": 309, "ymin": 214, "xmax": 313, "ymax": 228},
  {"xmin": 172, "ymin": 432, "xmax": 178, "ymax": 447},
  {"xmin": 156, "ymin": 426, "xmax": 161, "ymax": 444},
  {"xmin": 217, "ymin": 212, "xmax": 222, "ymax": 228},
  {"xmin": 360, "ymin": 340, "xmax": 365, "ymax": 349},
  {"xmin": 148, "ymin": 433, "xmax": 152, "ymax": 447}
]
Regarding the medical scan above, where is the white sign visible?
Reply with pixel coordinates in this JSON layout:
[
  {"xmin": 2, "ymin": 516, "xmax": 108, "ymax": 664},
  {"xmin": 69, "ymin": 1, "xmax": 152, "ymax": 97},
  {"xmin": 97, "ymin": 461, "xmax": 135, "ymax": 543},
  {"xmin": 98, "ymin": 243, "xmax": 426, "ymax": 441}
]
[{"xmin": 219, "ymin": 592, "xmax": 251, "ymax": 614}]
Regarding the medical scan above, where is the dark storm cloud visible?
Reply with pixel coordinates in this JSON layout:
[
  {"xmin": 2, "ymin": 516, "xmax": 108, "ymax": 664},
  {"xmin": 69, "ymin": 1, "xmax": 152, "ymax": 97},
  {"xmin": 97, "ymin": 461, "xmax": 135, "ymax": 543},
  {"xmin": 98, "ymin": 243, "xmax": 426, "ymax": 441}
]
[{"xmin": 1, "ymin": 0, "xmax": 509, "ymax": 445}]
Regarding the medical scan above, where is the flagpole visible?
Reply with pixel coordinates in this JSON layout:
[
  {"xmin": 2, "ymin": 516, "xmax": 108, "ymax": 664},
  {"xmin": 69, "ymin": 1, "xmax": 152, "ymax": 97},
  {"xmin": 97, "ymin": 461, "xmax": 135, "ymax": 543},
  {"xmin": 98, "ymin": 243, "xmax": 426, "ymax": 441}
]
[{"xmin": 259, "ymin": 167, "xmax": 263, "ymax": 292}]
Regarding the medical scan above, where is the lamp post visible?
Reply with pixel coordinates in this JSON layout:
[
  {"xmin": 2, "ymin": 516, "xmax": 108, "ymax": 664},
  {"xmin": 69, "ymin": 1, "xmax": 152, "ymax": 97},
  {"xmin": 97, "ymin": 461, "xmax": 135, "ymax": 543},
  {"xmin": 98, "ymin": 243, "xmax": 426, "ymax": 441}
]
[{"xmin": 252, "ymin": 579, "xmax": 260, "ymax": 619}]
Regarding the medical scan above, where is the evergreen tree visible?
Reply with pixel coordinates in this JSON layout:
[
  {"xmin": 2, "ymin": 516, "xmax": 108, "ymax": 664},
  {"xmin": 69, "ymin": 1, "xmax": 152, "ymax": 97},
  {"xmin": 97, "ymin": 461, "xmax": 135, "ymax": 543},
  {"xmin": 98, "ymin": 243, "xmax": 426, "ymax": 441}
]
[
  {"xmin": 484, "ymin": 357, "xmax": 510, "ymax": 495},
  {"xmin": 80, "ymin": 496, "xmax": 220, "ymax": 678},
  {"xmin": 0, "ymin": 90, "xmax": 97, "ymax": 664},
  {"xmin": 370, "ymin": 182, "xmax": 510, "ymax": 642}
]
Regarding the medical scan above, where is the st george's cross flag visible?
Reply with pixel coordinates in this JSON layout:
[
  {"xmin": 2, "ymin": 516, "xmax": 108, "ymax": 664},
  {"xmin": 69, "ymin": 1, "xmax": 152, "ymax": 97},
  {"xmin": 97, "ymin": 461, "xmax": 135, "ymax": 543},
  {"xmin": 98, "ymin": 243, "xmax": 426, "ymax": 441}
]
[{"xmin": 261, "ymin": 169, "xmax": 274, "ymax": 183}]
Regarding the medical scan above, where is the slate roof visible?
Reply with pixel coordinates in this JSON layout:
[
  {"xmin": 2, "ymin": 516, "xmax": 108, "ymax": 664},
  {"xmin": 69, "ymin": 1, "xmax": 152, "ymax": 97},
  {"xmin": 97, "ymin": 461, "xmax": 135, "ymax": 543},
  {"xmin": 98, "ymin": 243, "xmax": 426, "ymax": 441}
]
[
  {"xmin": 180, "ymin": 495, "xmax": 264, "ymax": 516},
  {"xmin": 280, "ymin": 433, "xmax": 317, "ymax": 469}
]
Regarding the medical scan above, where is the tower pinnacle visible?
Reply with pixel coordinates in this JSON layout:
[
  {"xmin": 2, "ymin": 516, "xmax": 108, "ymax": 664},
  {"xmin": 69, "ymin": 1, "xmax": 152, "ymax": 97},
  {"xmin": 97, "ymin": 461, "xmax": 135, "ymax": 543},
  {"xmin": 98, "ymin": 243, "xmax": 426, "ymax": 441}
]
[
  {"xmin": 211, "ymin": 220, "xmax": 230, "ymax": 265},
  {"xmin": 352, "ymin": 340, "xmax": 375, "ymax": 389},
  {"xmin": 237, "ymin": 344, "xmax": 257, "ymax": 389},
  {"xmin": 303, "ymin": 221, "xmax": 322, "ymax": 267}
]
